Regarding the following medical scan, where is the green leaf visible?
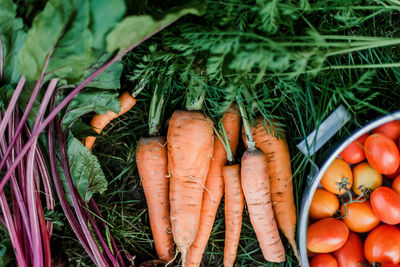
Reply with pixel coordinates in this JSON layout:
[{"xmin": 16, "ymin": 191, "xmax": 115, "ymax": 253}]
[
  {"xmin": 84, "ymin": 50, "xmax": 123, "ymax": 89},
  {"xmin": 69, "ymin": 118, "xmax": 98, "ymax": 139},
  {"xmin": 91, "ymin": 0, "xmax": 126, "ymax": 50},
  {"xmin": 62, "ymin": 89, "xmax": 121, "ymax": 130},
  {"xmin": 66, "ymin": 133, "xmax": 107, "ymax": 202},
  {"xmin": 18, "ymin": 0, "xmax": 94, "ymax": 83},
  {"xmin": 256, "ymin": 0, "xmax": 280, "ymax": 34},
  {"xmin": 0, "ymin": 0, "xmax": 20, "ymax": 31},
  {"xmin": 0, "ymin": 0, "xmax": 26, "ymax": 85},
  {"xmin": 0, "ymin": 238, "xmax": 11, "ymax": 267},
  {"xmin": 106, "ymin": 1, "xmax": 206, "ymax": 53}
]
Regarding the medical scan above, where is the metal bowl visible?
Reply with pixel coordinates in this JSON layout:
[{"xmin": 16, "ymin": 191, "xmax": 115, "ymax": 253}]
[{"xmin": 297, "ymin": 107, "xmax": 400, "ymax": 266}]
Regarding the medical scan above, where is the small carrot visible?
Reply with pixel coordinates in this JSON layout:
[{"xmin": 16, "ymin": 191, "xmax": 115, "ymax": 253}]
[
  {"xmin": 237, "ymin": 96, "xmax": 285, "ymax": 263},
  {"xmin": 186, "ymin": 105, "xmax": 241, "ymax": 267},
  {"xmin": 136, "ymin": 88, "xmax": 174, "ymax": 262},
  {"xmin": 223, "ymin": 164, "xmax": 244, "ymax": 267},
  {"xmin": 167, "ymin": 92, "xmax": 214, "ymax": 265},
  {"xmin": 85, "ymin": 91, "xmax": 136, "ymax": 149},
  {"xmin": 251, "ymin": 117, "xmax": 299, "ymax": 260}
]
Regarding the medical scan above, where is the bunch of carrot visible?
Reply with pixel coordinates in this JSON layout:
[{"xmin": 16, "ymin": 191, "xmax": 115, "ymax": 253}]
[{"xmin": 131, "ymin": 90, "xmax": 299, "ymax": 266}]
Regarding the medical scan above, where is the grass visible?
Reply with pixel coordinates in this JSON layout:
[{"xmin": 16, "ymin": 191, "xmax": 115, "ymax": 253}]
[{"xmin": 52, "ymin": 0, "xmax": 400, "ymax": 266}]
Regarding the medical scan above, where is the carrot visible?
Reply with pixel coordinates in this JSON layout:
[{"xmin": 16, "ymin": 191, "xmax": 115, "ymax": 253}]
[
  {"xmin": 238, "ymin": 97, "xmax": 285, "ymax": 263},
  {"xmin": 167, "ymin": 110, "xmax": 214, "ymax": 265},
  {"xmin": 223, "ymin": 164, "xmax": 244, "ymax": 267},
  {"xmin": 251, "ymin": 117, "xmax": 299, "ymax": 260},
  {"xmin": 136, "ymin": 88, "xmax": 174, "ymax": 262},
  {"xmin": 186, "ymin": 105, "xmax": 241, "ymax": 267},
  {"xmin": 84, "ymin": 91, "xmax": 136, "ymax": 149},
  {"xmin": 136, "ymin": 137, "xmax": 174, "ymax": 262}
]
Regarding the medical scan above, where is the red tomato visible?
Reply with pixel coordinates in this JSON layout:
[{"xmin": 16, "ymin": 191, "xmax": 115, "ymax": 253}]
[
  {"xmin": 381, "ymin": 264, "xmax": 400, "ymax": 267},
  {"xmin": 393, "ymin": 176, "xmax": 400, "ymax": 195},
  {"xmin": 310, "ymin": 253, "xmax": 338, "ymax": 267},
  {"xmin": 333, "ymin": 232, "xmax": 365, "ymax": 267},
  {"xmin": 370, "ymin": 187, "xmax": 400, "ymax": 225},
  {"xmin": 321, "ymin": 159, "xmax": 353, "ymax": 195},
  {"xmin": 309, "ymin": 188, "xmax": 339, "ymax": 220},
  {"xmin": 373, "ymin": 120, "xmax": 400, "ymax": 141},
  {"xmin": 307, "ymin": 218, "xmax": 349, "ymax": 253},
  {"xmin": 385, "ymin": 164, "xmax": 400, "ymax": 180},
  {"xmin": 364, "ymin": 133, "xmax": 400, "ymax": 174},
  {"xmin": 364, "ymin": 224, "xmax": 400, "ymax": 264},
  {"xmin": 341, "ymin": 200, "xmax": 379, "ymax": 233},
  {"xmin": 340, "ymin": 134, "xmax": 368, "ymax": 164}
]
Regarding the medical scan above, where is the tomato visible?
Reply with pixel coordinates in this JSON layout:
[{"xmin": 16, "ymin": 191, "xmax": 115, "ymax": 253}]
[
  {"xmin": 393, "ymin": 176, "xmax": 400, "ymax": 195},
  {"xmin": 352, "ymin": 162, "xmax": 382, "ymax": 195},
  {"xmin": 340, "ymin": 200, "xmax": 379, "ymax": 233},
  {"xmin": 310, "ymin": 253, "xmax": 338, "ymax": 267},
  {"xmin": 309, "ymin": 188, "xmax": 339, "ymax": 220},
  {"xmin": 364, "ymin": 224, "xmax": 400, "ymax": 264},
  {"xmin": 381, "ymin": 264, "xmax": 400, "ymax": 267},
  {"xmin": 340, "ymin": 134, "xmax": 368, "ymax": 164},
  {"xmin": 373, "ymin": 120, "xmax": 400, "ymax": 141},
  {"xmin": 385, "ymin": 164, "xmax": 400, "ymax": 180},
  {"xmin": 370, "ymin": 187, "xmax": 400, "ymax": 225},
  {"xmin": 364, "ymin": 133, "xmax": 400, "ymax": 175},
  {"xmin": 307, "ymin": 218, "xmax": 349, "ymax": 253},
  {"xmin": 333, "ymin": 232, "xmax": 365, "ymax": 267},
  {"xmin": 321, "ymin": 159, "xmax": 353, "ymax": 195}
]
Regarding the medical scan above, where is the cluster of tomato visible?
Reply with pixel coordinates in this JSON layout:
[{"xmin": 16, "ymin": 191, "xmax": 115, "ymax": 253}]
[{"xmin": 307, "ymin": 120, "xmax": 400, "ymax": 267}]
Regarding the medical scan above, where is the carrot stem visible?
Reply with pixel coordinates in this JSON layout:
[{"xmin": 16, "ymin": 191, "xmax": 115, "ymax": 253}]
[
  {"xmin": 148, "ymin": 83, "xmax": 166, "ymax": 136},
  {"xmin": 215, "ymin": 119, "xmax": 234, "ymax": 163},
  {"xmin": 185, "ymin": 77, "xmax": 206, "ymax": 111},
  {"xmin": 236, "ymin": 94, "xmax": 255, "ymax": 151}
]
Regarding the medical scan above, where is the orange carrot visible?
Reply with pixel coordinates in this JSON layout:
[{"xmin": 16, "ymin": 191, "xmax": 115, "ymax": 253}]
[
  {"xmin": 241, "ymin": 149, "xmax": 285, "ymax": 262},
  {"xmin": 85, "ymin": 92, "xmax": 136, "ymax": 149},
  {"xmin": 237, "ymin": 97, "xmax": 285, "ymax": 263},
  {"xmin": 251, "ymin": 117, "xmax": 299, "ymax": 260},
  {"xmin": 136, "ymin": 136, "xmax": 174, "ymax": 262},
  {"xmin": 167, "ymin": 110, "xmax": 214, "ymax": 265},
  {"xmin": 223, "ymin": 164, "xmax": 244, "ymax": 267},
  {"xmin": 186, "ymin": 105, "xmax": 241, "ymax": 267}
]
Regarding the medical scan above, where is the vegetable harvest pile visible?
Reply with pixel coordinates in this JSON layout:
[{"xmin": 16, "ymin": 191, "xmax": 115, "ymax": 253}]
[{"xmin": 0, "ymin": 0, "xmax": 400, "ymax": 266}]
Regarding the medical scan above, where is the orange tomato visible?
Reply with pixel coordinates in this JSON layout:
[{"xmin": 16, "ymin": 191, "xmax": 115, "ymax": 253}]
[
  {"xmin": 364, "ymin": 133, "xmax": 400, "ymax": 175},
  {"xmin": 307, "ymin": 218, "xmax": 349, "ymax": 253},
  {"xmin": 309, "ymin": 188, "xmax": 339, "ymax": 220},
  {"xmin": 321, "ymin": 159, "xmax": 353, "ymax": 195},
  {"xmin": 370, "ymin": 187, "xmax": 400, "ymax": 225},
  {"xmin": 333, "ymin": 232, "xmax": 365, "ymax": 267},
  {"xmin": 310, "ymin": 253, "xmax": 338, "ymax": 267},
  {"xmin": 393, "ymin": 176, "xmax": 400, "ymax": 195},
  {"xmin": 373, "ymin": 120, "xmax": 400, "ymax": 141},
  {"xmin": 364, "ymin": 224, "xmax": 400, "ymax": 264},
  {"xmin": 340, "ymin": 133, "xmax": 368, "ymax": 164},
  {"xmin": 340, "ymin": 200, "xmax": 379, "ymax": 233},
  {"xmin": 352, "ymin": 162, "xmax": 382, "ymax": 196}
]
